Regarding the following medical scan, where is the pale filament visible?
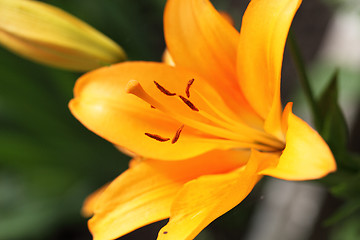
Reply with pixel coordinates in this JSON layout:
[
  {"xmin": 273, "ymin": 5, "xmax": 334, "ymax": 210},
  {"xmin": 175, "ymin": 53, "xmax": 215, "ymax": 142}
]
[{"xmin": 192, "ymin": 88, "xmax": 285, "ymax": 149}]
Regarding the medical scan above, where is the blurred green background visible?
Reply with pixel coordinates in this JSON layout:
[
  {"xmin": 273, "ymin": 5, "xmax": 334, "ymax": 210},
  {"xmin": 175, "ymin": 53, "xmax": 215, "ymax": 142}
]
[{"xmin": 0, "ymin": 0, "xmax": 359, "ymax": 239}]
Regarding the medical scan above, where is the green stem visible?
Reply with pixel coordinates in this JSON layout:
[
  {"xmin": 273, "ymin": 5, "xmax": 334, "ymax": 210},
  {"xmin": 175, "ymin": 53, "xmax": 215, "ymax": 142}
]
[{"xmin": 287, "ymin": 30, "xmax": 321, "ymax": 129}]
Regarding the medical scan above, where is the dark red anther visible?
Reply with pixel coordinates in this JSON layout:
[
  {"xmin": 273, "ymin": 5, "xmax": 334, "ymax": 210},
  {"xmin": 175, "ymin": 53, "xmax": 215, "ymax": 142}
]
[
  {"xmin": 154, "ymin": 81, "xmax": 176, "ymax": 96},
  {"xmin": 185, "ymin": 78, "xmax": 194, "ymax": 98},
  {"xmin": 145, "ymin": 133, "xmax": 170, "ymax": 142},
  {"xmin": 171, "ymin": 125, "xmax": 184, "ymax": 144},
  {"xmin": 179, "ymin": 95, "xmax": 199, "ymax": 111}
]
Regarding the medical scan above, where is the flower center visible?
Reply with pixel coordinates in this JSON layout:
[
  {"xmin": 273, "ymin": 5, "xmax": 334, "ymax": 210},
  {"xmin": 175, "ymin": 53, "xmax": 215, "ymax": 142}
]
[{"xmin": 125, "ymin": 79, "xmax": 285, "ymax": 152}]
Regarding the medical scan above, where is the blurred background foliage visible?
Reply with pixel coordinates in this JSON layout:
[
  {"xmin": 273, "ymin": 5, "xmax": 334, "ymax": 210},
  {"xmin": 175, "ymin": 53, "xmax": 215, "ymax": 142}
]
[{"xmin": 0, "ymin": 0, "xmax": 359, "ymax": 240}]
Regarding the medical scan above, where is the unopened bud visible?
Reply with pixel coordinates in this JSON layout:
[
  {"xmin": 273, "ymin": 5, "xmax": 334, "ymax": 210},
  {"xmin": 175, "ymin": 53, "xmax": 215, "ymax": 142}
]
[{"xmin": 0, "ymin": 0, "xmax": 126, "ymax": 71}]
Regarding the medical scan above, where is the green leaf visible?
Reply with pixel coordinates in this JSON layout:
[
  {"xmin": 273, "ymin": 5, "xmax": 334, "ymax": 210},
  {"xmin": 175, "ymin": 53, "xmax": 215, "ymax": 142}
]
[{"xmin": 317, "ymin": 71, "xmax": 350, "ymax": 167}]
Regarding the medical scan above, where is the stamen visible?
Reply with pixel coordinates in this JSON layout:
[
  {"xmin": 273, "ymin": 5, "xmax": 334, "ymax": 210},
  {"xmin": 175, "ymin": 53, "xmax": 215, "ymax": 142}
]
[
  {"xmin": 179, "ymin": 95, "xmax": 199, "ymax": 111},
  {"xmin": 185, "ymin": 78, "xmax": 194, "ymax": 98},
  {"xmin": 154, "ymin": 81, "xmax": 176, "ymax": 96},
  {"xmin": 145, "ymin": 133, "xmax": 170, "ymax": 142},
  {"xmin": 126, "ymin": 81, "xmax": 280, "ymax": 148},
  {"xmin": 171, "ymin": 125, "xmax": 184, "ymax": 144}
]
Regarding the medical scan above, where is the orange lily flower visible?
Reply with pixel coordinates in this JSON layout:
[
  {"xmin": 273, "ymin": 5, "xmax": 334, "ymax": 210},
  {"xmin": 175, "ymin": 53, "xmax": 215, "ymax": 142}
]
[{"xmin": 69, "ymin": 0, "xmax": 336, "ymax": 239}]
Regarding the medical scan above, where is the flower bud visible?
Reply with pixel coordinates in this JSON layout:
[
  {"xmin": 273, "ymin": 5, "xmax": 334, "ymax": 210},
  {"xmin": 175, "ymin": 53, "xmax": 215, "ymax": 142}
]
[{"xmin": 0, "ymin": 0, "xmax": 126, "ymax": 71}]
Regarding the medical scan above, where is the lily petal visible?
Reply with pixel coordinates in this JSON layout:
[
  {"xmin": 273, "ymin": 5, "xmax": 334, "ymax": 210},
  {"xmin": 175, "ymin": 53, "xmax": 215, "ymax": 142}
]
[
  {"xmin": 70, "ymin": 62, "xmax": 266, "ymax": 160},
  {"xmin": 157, "ymin": 150, "xmax": 262, "ymax": 240},
  {"xmin": 69, "ymin": 62, "xmax": 220, "ymax": 160},
  {"xmin": 237, "ymin": 0, "xmax": 301, "ymax": 120},
  {"xmin": 219, "ymin": 11, "xmax": 235, "ymax": 26},
  {"xmin": 82, "ymin": 183, "xmax": 110, "ymax": 218},
  {"xmin": 164, "ymin": 0, "xmax": 259, "ymax": 123},
  {"xmin": 88, "ymin": 159, "xmax": 180, "ymax": 240},
  {"xmin": 260, "ymin": 106, "xmax": 337, "ymax": 180},
  {"xmin": 162, "ymin": 49, "xmax": 175, "ymax": 66},
  {"xmin": 164, "ymin": 0, "xmax": 238, "ymax": 89},
  {"xmin": 89, "ymin": 150, "xmax": 249, "ymax": 240}
]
